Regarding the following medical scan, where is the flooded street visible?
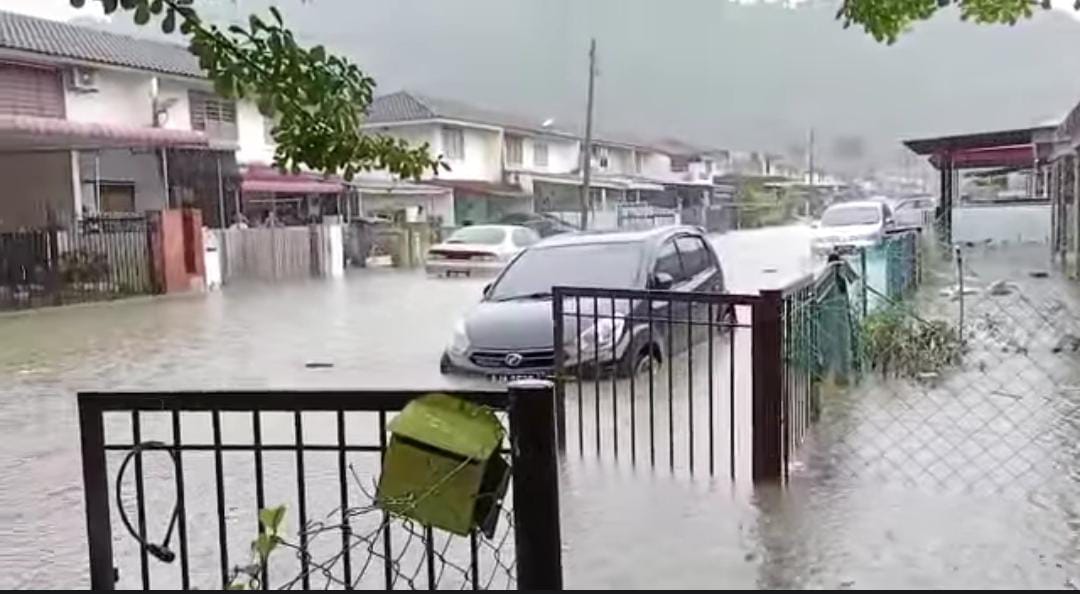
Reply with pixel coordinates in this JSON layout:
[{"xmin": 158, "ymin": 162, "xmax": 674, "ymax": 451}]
[{"xmin": 6, "ymin": 226, "xmax": 1080, "ymax": 589}]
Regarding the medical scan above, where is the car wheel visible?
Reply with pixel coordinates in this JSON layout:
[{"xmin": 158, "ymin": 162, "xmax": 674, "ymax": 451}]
[{"xmin": 620, "ymin": 346, "xmax": 662, "ymax": 378}]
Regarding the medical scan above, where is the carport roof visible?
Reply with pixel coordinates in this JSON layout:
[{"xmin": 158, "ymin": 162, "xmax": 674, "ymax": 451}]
[
  {"xmin": 0, "ymin": 114, "xmax": 211, "ymax": 151},
  {"xmin": 903, "ymin": 126, "xmax": 1054, "ymax": 155}
]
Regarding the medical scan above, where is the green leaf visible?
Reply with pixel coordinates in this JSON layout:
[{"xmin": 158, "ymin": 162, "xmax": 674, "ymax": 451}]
[
  {"xmin": 161, "ymin": 9, "xmax": 176, "ymax": 33},
  {"xmin": 310, "ymin": 45, "xmax": 326, "ymax": 62},
  {"xmin": 120, "ymin": 0, "xmax": 138, "ymax": 9},
  {"xmin": 252, "ymin": 533, "xmax": 278, "ymax": 561},
  {"xmin": 259, "ymin": 505, "xmax": 286, "ymax": 533},
  {"xmin": 133, "ymin": 5, "xmax": 151, "ymax": 25},
  {"xmin": 149, "ymin": 0, "xmax": 164, "ymax": 14},
  {"xmin": 269, "ymin": 6, "xmax": 284, "ymax": 24},
  {"xmin": 101, "ymin": 0, "xmax": 118, "ymax": 14},
  {"xmin": 69, "ymin": 0, "xmax": 86, "ymax": 8}
]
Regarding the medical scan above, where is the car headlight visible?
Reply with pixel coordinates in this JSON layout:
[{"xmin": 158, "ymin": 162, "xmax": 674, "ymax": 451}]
[
  {"xmin": 578, "ymin": 317, "xmax": 626, "ymax": 353},
  {"xmin": 449, "ymin": 318, "xmax": 470, "ymax": 355}
]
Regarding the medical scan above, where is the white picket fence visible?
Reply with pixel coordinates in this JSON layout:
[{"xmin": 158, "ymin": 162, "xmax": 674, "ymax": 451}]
[{"xmin": 212, "ymin": 223, "xmax": 344, "ymax": 283}]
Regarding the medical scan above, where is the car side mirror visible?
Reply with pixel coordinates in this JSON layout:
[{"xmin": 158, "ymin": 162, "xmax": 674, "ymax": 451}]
[
  {"xmin": 810, "ymin": 220, "xmax": 820, "ymax": 229},
  {"xmin": 482, "ymin": 283, "xmax": 493, "ymax": 297},
  {"xmin": 650, "ymin": 272, "xmax": 674, "ymax": 290}
]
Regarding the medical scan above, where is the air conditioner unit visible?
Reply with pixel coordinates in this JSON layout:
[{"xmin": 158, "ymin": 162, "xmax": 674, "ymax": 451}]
[{"xmin": 68, "ymin": 67, "xmax": 98, "ymax": 92}]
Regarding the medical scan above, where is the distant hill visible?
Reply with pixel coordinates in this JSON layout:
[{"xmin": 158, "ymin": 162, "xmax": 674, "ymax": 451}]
[{"xmin": 66, "ymin": 0, "xmax": 1080, "ymax": 175}]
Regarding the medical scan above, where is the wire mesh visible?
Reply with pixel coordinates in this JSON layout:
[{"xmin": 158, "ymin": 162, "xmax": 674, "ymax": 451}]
[{"xmin": 793, "ymin": 237, "xmax": 1080, "ymax": 497}]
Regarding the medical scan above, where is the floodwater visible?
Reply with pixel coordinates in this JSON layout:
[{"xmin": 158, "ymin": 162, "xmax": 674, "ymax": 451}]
[{"xmin": 5, "ymin": 226, "xmax": 1080, "ymax": 589}]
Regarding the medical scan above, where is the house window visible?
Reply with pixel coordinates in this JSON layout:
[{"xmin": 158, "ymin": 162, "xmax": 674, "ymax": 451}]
[
  {"xmin": 671, "ymin": 156, "xmax": 690, "ymax": 173},
  {"xmin": 188, "ymin": 90, "xmax": 237, "ymax": 140},
  {"xmin": 0, "ymin": 63, "xmax": 64, "ymax": 118},
  {"xmin": 98, "ymin": 183, "xmax": 136, "ymax": 213},
  {"xmin": 442, "ymin": 126, "xmax": 465, "ymax": 160},
  {"xmin": 534, "ymin": 141, "xmax": 549, "ymax": 168},
  {"xmin": 591, "ymin": 145, "xmax": 609, "ymax": 169},
  {"xmin": 634, "ymin": 151, "xmax": 644, "ymax": 174},
  {"xmin": 506, "ymin": 135, "xmax": 523, "ymax": 166}
]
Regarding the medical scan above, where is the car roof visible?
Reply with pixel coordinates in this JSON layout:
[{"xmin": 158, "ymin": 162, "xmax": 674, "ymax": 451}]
[
  {"xmin": 533, "ymin": 225, "xmax": 702, "ymax": 249},
  {"xmin": 452, "ymin": 224, "xmax": 527, "ymax": 232},
  {"xmin": 825, "ymin": 200, "xmax": 884, "ymax": 211}
]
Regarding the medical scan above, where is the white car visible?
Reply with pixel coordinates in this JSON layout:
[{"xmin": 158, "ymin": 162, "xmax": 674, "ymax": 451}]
[
  {"xmin": 812, "ymin": 200, "xmax": 894, "ymax": 255},
  {"xmin": 426, "ymin": 224, "xmax": 540, "ymax": 276}
]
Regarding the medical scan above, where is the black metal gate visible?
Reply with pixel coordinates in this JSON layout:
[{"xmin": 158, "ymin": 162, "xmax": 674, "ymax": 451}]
[
  {"xmin": 551, "ymin": 285, "xmax": 788, "ymax": 482},
  {"xmin": 78, "ymin": 385, "xmax": 562, "ymax": 590}
]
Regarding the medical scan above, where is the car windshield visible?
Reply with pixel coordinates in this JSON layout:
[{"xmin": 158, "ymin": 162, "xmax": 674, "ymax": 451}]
[
  {"xmin": 446, "ymin": 227, "xmax": 506, "ymax": 245},
  {"xmin": 488, "ymin": 243, "xmax": 642, "ymax": 301},
  {"xmin": 821, "ymin": 206, "xmax": 881, "ymax": 227}
]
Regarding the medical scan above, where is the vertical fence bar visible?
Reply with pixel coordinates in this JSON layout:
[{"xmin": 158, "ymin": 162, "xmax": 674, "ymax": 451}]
[
  {"xmin": 293, "ymin": 412, "xmax": 311, "ymax": 590},
  {"xmin": 647, "ymin": 296, "xmax": 656, "ymax": 467},
  {"xmin": 686, "ymin": 299, "xmax": 695, "ymax": 474},
  {"xmin": 667, "ymin": 300, "xmax": 674, "ymax": 471},
  {"xmin": 336, "ymin": 410, "xmax": 353, "ymax": 588},
  {"xmin": 170, "ymin": 410, "xmax": 191, "ymax": 590},
  {"xmin": 629, "ymin": 297, "xmax": 637, "ymax": 465},
  {"xmin": 575, "ymin": 296, "xmax": 584, "ymax": 455},
  {"xmin": 211, "ymin": 410, "xmax": 229, "ymax": 588},
  {"xmin": 425, "ymin": 526, "xmax": 437, "ymax": 588},
  {"xmin": 508, "ymin": 380, "xmax": 563, "ymax": 590},
  {"xmin": 707, "ymin": 302, "xmax": 715, "ymax": 477},
  {"xmin": 610, "ymin": 296, "xmax": 618, "ymax": 459},
  {"xmin": 378, "ymin": 411, "xmax": 394, "ymax": 589},
  {"xmin": 859, "ymin": 248, "xmax": 868, "ymax": 317},
  {"xmin": 252, "ymin": 411, "xmax": 268, "ymax": 589},
  {"xmin": 592, "ymin": 296, "xmax": 600, "ymax": 457},
  {"xmin": 130, "ymin": 411, "xmax": 151, "ymax": 590},
  {"xmin": 729, "ymin": 314, "xmax": 736, "ymax": 482},
  {"xmin": 551, "ymin": 288, "xmax": 567, "ymax": 452},
  {"xmin": 752, "ymin": 290, "xmax": 784, "ymax": 483},
  {"xmin": 79, "ymin": 397, "xmax": 116, "ymax": 590}
]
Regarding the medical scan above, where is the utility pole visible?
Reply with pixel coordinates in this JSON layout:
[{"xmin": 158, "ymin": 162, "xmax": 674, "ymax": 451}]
[
  {"xmin": 807, "ymin": 127, "xmax": 815, "ymax": 187},
  {"xmin": 580, "ymin": 39, "xmax": 597, "ymax": 231}
]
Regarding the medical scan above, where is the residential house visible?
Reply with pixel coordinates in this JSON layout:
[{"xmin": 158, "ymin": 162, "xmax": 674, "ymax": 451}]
[
  {"xmin": 0, "ymin": 10, "xmax": 241, "ymax": 230},
  {"xmin": 362, "ymin": 90, "xmax": 582, "ymax": 226}
]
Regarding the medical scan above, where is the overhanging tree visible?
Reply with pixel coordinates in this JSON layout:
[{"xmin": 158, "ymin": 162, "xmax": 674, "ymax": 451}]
[
  {"xmin": 70, "ymin": 0, "xmax": 444, "ymax": 180},
  {"xmin": 838, "ymin": 0, "xmax": 1067, "ymax": 43}
]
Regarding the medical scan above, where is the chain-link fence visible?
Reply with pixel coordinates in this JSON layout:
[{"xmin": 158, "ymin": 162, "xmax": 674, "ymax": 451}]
[{"xmin": 788, "ymin": 233, "xmax": 1080, "ymax": 497}]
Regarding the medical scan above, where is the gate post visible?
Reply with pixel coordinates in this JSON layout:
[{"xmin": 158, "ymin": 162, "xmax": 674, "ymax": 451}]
[
  {"xmin": 752, "ymin": 290, "xmax": 784, "ymax": 483},
  {"xmin": 550, "ymin": 287, "xmax": 567, "ymax": 452},
  {"xmin": 78, "ymin": 395, "xmax": 116, "ymax": 589},
  {"xmin": 508, "ymin": 380, "xmax": 563, "ymax": 590}
]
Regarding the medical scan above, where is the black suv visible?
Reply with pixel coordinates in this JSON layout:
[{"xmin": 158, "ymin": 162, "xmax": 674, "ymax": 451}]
[{"xmin": 440, "ymin": 226, "xmax": 729, "ymax": 377}]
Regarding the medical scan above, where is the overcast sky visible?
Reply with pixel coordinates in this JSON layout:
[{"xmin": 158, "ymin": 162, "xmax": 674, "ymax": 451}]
[{"xmin": 4, "ymin": 0, "xmax": 1080, "ymax": 175}]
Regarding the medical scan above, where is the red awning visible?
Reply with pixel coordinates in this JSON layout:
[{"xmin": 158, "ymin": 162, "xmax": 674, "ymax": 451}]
[
  {"xmin": 929, "ymin": 145, "xmax": 1035, "ymax": 170},
  {"xmin": 240, "ymin": 164, "xmax": 344, "ymax": 195},
  {"xmin": 241, "ymin": 178, "xmax": 344, "ymax": 194},
  {"xmin": 0, "ymin": 114, "xmax": 210, "ymax": 151}
]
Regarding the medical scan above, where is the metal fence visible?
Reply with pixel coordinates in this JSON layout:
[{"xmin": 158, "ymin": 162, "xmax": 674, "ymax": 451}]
[
  {"xmin": 78, "ymin": 385, "xmax": 562, "ymax": 590},
  {"xmin": 784, "ymin": 231, "xmax": 1080, "ymax": 497},
  {"xmin": 550, "ymin": 285, "xmax": 786, "ymax": 482},
  {"xmin": 0, "ymin": 214, "xmax": 154, "ymax": 310}
]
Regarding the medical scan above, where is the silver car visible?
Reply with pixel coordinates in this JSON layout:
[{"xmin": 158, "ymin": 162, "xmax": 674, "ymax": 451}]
[
  {"xmin": 812, "ymin": 200, "xmax": 894, "ymax": 256},
  {"xmin": 426, "ymin": 225, "xmax": 540, "ymax": 277}
]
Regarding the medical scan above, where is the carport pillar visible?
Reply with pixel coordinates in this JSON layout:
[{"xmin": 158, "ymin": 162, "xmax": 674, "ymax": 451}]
[
  {"xmin": 752, "ymin": 289, "xmax": 784, "ymax": 483},
  {"xmin": 937, "ymin": 153, "xmax": 954, "ymax": 247}
]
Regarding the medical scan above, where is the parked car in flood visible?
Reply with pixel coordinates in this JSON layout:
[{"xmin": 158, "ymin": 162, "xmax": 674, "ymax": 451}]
[
  {"xmin": 811, "ymin": 200, "xmax": 894, "ymax": 256},
  {"xmin": 440, "ymin": 226, "xmax": 731, "ymax": 379},
  {"xmin": 425, "ymin": 225, "xmax": 540, "ymax": 277},
  {"xmin": 496, "ymin": 212, "xmax": 578, "ymax": 238}
]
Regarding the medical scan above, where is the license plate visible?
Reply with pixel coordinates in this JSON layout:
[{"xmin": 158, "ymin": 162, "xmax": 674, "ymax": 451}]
[{"xmin": 486, "ymin": 374, "xmax": 542, "ymax": 384}]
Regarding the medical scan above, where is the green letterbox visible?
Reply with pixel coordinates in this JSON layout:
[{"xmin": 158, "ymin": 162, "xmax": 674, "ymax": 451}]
[{"xmin": 376, "ymin": 393, "xmax": 510, "ymax": 537}]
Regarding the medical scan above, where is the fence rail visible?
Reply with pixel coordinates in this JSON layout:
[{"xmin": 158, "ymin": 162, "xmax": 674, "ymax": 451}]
[
  {"xmin": 78, "ymin": 385, "xmax": 562, "ymax": 590},
  {"xmin": 0, "ymin": 215, "xmax": 154, "ymax": 310}
]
